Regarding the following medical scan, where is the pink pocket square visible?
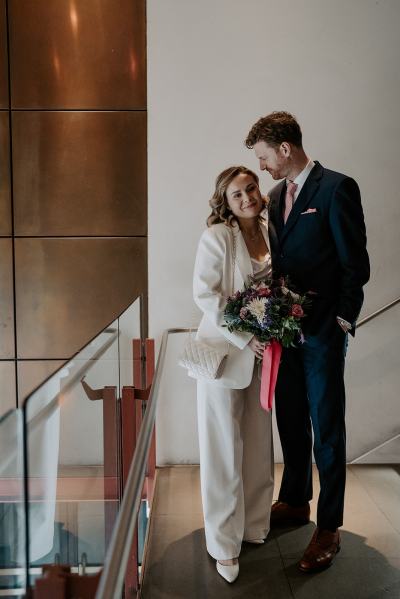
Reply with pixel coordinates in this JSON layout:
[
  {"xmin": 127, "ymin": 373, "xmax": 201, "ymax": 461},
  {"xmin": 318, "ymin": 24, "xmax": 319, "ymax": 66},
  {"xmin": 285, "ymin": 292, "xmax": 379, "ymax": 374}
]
[{"xmin": 301, "ymin": 208, "xmax": 318, "ymax": 215}]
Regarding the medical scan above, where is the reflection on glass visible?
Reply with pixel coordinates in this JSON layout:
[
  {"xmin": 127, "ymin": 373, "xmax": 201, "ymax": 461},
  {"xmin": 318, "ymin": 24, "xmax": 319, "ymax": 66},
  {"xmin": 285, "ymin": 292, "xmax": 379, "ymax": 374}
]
[
  {"xmin": 0, "ymin": 410, "xmax": 26, "ymax": 594},
  {"xmin": 24, "ymin": 324, "xmax": 120, "ymax": 586}
]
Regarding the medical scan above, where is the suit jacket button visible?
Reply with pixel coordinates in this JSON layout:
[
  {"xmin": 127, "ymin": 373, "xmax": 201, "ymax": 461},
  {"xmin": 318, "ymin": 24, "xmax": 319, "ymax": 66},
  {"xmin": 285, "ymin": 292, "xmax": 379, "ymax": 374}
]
[{"xmin": 280, "ymin": 253, "xmax": 284, "ymax": 258}]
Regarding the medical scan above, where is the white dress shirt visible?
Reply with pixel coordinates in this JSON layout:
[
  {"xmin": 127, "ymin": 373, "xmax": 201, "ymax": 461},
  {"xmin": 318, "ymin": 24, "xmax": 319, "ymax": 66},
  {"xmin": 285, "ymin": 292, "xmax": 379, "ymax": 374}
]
[{"xmin": 287, "ymin": 158, "xmax": 315, "ymax": 201}]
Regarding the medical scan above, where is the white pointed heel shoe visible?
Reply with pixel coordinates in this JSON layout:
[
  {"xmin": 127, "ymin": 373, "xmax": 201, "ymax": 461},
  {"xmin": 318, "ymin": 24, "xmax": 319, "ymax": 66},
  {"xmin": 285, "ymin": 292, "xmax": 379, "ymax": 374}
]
[
  {"xmin": 244, "ymin": 538, "xmax": 264, "ymax": 544},
  {"xmin": 216, "ymin": 560, "xmax": 239, "ymax": 583}
]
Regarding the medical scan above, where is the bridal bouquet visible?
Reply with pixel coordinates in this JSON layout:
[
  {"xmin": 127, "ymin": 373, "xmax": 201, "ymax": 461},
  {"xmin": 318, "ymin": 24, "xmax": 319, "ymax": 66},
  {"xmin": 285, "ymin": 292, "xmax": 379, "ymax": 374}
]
[
  {"xmin": 223, "ymin": 278, "xmax": 311, "ymax": 411},
  {"xmin": 223, "ymin": 277, "xmax": 310, "ymax": 347}
]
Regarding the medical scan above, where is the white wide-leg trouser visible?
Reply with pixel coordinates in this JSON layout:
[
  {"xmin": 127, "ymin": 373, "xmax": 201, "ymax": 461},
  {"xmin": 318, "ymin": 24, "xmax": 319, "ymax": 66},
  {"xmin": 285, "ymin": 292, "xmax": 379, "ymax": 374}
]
[{"xmin": 197, "ymin": 366, "xmax": 274, "ymax": 560}]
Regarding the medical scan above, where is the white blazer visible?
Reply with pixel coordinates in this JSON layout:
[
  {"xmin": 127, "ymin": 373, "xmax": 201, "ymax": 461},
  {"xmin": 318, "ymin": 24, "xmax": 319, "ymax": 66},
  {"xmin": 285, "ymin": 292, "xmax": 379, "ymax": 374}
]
[{"xmin": 193, "ymin": 218, "xmax": 271, "ymax": 388}]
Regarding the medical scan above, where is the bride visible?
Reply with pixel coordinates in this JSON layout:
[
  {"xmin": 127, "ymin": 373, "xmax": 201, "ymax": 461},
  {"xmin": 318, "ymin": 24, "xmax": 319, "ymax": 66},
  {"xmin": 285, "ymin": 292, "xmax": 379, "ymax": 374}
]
[{"xmin": 192, "ymin": 165, "xmax": 274, "ymax": 583}]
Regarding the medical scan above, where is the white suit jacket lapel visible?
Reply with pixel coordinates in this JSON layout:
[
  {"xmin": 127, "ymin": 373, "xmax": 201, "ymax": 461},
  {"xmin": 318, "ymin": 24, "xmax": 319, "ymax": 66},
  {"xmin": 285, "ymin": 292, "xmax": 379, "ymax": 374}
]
[{"xmin": 232, "ymin": 225, "xmax": 252, "ymax": 287}]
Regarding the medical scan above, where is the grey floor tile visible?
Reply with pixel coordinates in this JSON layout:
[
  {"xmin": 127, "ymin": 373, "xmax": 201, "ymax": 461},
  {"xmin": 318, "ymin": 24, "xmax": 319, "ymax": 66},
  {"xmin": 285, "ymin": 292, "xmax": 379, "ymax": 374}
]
[
  {"xmin": 275, "ymin": 466, "xmax": 400, "ymax": 559},
  {"xmin": 146, "ymin": 515, "xmax": 281, "ymax": 564},
  {"xmin": 283, "ymin": 556, "xmax": 400, "ymax": 599},
  {"xmin": 275, "ymin": 508, "xmax": 400, "ymax": 560},
  {"xmin": 144, "ymin": 515, "xmax": 204, "ymax": 558},
  {"xmin": 350, "ymin": 465, "xmax": 400, "ymax": 533},
  {"xmin": 142, "ymin": 514, "xmax": 286, "ymax": 597},
  {"xmin": 142, "ymin": 466, "xmax": 400, "ymax": 598},
  {"xmin": 273, "ymin": 523, "xmax": 318, "ymax": 559},
  {"xmin": 342, "ymin": 472, "xmax": 400, "ymax": 558},
  {"xmin": 154, "ymin": 466, "xmax": 203, "ymax": 516},
  {"xmin": 142, "ymin": 549, "xmax": 292, "ymax": 599}
]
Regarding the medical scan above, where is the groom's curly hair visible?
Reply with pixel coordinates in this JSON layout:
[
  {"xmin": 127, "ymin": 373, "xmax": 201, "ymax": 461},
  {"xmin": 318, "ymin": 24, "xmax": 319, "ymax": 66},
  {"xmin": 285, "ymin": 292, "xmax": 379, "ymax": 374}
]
[{"xmin": 245, "ymin": 111, "xmax": 303, "ymax": 149}]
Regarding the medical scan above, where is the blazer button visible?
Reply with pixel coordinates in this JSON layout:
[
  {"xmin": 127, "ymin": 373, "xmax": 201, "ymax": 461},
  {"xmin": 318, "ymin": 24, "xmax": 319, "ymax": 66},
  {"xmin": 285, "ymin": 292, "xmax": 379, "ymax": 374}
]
[{"xmin": 280, "ymin": 253, "xmax": 284, "ymax": 258}]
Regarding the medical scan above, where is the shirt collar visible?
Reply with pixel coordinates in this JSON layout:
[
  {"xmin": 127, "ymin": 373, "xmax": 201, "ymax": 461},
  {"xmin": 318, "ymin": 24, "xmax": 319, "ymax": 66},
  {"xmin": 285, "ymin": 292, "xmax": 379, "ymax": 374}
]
[{"xmin": 288, "ymin": 158, "xmax": 315, "ymax": 189}]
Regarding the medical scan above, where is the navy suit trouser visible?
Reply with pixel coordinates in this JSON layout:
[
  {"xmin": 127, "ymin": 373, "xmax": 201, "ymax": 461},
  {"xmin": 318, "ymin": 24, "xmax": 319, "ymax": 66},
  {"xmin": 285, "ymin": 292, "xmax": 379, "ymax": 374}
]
[{"xmin": 275, "ymin": 333, "xmax": 347, "ymax": 530}]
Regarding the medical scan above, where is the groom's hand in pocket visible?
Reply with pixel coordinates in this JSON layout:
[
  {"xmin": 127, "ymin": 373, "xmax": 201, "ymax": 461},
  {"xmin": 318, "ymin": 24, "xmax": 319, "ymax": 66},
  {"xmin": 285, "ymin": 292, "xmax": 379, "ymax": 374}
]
[{"xmin": 336, "ymin": 316, "xmax": 351, "ymax": 333}]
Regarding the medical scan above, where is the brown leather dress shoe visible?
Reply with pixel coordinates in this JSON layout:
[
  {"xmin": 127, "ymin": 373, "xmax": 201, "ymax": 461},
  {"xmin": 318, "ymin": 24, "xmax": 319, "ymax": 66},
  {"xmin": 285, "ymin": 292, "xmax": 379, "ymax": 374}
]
[
  {"xmin": 270, "ymin": 501, "xmax": 311, "ymax": 526},
  {"xmin": 299, "ymin": 528, "xmax": 341, "ymax": 572}
]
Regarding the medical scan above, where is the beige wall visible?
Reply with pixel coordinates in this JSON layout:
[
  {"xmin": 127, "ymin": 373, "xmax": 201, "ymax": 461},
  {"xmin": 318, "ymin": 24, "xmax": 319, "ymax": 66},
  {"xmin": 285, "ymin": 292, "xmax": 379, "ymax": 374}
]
[{"xmin": 148, "ymin": 0, "xmax": 400, "ymax": 464}]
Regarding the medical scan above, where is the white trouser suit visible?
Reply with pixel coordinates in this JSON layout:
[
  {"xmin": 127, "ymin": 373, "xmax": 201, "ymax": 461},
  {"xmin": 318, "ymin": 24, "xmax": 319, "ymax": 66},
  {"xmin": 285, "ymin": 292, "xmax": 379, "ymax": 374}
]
[{"xmin": 193, "ymin": 221, "xmax": 274, "ymax": 560}]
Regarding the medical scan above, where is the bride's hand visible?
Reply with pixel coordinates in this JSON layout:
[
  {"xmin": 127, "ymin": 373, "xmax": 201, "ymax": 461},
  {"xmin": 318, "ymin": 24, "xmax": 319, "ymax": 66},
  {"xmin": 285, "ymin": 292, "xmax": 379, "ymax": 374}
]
[{"xmin": 248, "ymin": 336, "xmax": 266, "ymax": 360}]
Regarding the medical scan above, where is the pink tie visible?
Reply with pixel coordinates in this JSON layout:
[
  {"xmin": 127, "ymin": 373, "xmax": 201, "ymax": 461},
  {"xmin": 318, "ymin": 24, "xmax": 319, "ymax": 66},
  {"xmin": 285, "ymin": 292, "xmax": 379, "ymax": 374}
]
[{"xmin": 283, "ymin": 181, "xmax": 298, "ymax": 224}]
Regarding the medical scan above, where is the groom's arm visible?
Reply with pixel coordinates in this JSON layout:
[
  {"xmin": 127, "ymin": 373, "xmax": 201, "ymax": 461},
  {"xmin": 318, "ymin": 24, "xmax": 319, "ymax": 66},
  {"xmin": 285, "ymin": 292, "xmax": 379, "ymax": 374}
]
[{"xmin": 329, "ymin": 177, "xmax": 370, "ymax": 332}]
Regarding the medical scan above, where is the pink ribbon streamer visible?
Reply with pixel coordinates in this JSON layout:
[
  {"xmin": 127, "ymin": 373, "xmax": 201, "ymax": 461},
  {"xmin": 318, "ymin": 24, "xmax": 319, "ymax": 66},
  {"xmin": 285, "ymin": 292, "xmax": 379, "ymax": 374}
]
[{"xmin": 260, "ymin": 340, "xmax": 282, "ymax": 411}]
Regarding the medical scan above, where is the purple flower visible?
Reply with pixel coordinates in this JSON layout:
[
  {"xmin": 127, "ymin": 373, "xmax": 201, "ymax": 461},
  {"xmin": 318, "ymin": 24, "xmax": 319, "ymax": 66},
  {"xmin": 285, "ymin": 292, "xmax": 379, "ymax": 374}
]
[{"xmin": 261, "ymin": 315, "xmax": 273, "ymax": 330}]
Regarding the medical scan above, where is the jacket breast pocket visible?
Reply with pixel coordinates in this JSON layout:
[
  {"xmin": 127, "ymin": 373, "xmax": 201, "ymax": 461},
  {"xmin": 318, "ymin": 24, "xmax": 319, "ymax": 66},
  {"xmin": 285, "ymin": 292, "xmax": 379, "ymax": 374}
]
[{"xmin": 298, "ymin": 210, "xmax": 321, "ymax": 229}]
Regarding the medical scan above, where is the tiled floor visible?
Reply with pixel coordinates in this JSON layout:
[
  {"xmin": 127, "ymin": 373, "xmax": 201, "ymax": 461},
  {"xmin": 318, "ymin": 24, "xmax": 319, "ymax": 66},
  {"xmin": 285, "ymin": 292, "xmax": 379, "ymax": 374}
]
[{"xmin": 140, "ymin": 465, "xmax": 400, "ymax": 599}]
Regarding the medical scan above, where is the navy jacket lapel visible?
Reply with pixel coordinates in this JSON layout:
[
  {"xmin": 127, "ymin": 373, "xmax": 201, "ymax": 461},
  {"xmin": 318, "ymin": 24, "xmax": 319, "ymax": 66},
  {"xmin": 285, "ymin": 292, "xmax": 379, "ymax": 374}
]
[
  {"xmin": 268, "ymin": 180, "xmax": 285, "ymax": 244},
  {"xmin": 280, "ymin": 162, "xmax": 323, "ymax": 244}
]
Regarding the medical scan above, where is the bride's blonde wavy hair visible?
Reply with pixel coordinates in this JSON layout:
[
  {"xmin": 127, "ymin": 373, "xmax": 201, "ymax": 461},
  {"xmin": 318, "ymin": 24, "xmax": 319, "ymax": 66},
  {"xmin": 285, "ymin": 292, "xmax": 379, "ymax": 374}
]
[{"xmin": 207, "ymin": 165, "xmax": 268, "ymax": 227}]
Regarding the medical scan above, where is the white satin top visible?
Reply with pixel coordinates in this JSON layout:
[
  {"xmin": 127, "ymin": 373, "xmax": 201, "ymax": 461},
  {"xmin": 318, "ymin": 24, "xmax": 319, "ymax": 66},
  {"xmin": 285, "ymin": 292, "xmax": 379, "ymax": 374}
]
[{"xmin": 250, "ymin": 255, "xmax": 272, "ymax": 281}]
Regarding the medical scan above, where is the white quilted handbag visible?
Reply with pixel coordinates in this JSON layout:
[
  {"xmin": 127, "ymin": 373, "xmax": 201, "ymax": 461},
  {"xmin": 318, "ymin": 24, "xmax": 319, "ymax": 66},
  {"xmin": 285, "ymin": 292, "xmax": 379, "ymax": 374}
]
[{"xmin": 178, "ymin": 334, "xmax": 228, "ymax": 380}]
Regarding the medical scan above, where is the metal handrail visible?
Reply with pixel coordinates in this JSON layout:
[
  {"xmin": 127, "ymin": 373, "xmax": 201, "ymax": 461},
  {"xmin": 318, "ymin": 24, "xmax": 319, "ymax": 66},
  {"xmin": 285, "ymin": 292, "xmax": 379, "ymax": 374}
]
[
  {"xmin": 356, "ymin": 296, "xmax": 400, "ymax": 328},
  {"xmin": 24, "ymin": 328, "xmax": 119, "ymax": 429},
  {"xmin": 350, "ymin": 432, "xmax": 400, "ymax": 464},
  {"xmin": 22, "ymin": 327, "xmax": 117, "ymax": 407},
  {"xmin": 95, "ymin": 328, "xmax": 189, "ymax": 599}
]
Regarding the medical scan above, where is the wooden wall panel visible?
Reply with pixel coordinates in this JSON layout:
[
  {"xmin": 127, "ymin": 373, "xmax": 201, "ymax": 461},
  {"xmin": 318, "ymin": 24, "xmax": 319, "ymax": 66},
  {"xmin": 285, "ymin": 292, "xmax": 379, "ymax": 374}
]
[
  {"xmin": 0, "ymin": 112, "xmax": 11, "ymax": 235},
  {"xmin": 13, "ymin": 111, "xmax": 147, "ymax": 236},
  {"xmin": 0, "ymin": 239, "xmax": 14, "ymax": 358},
  {"xmin": 5, "ymin": 0, "xmax": 147, "ymax": 407},
  {"xmin": 0, "ymin": 0, "xmax": 8, "ymax": 108},
  {"xmin": 15, "ymin": 238, "xmax": 147, "ymax": 359},
  {"xmin": 9, "ymin": 0, "xmax": 146, "ymax": 109}
]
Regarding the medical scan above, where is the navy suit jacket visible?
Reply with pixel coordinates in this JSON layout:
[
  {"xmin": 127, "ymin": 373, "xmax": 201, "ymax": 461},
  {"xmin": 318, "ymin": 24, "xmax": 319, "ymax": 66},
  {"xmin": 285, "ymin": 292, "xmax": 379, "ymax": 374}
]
[{"xmin": 268, "ymin": 161, "xmax": 370, "ymax": 341}]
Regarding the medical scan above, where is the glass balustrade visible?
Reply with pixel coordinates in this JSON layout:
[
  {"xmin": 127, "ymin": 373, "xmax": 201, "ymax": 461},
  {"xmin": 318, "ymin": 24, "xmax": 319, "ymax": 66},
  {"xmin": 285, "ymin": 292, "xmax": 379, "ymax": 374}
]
[
  {"xmin": 0, "ymin": 295, "xmax": 147, "ymax": 596},
  {"xmin": 23, "ymin": 325, "xmax": 120, "ymax": 587},
  {"xmin": 0, "ymin": 409, "xmax": 26, "ymax": 597}
]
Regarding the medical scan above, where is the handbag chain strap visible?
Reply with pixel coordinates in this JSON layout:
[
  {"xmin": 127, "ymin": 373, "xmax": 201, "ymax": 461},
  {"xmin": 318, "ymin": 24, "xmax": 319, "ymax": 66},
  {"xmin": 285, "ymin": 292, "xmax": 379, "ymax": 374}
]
[
  {"xmin": 231, "ymin": 228, "xmax": 237, "ymax": 296},
  {"xmin": 223, "ymin": 228, "xmax": 237, "ymax": 356}
]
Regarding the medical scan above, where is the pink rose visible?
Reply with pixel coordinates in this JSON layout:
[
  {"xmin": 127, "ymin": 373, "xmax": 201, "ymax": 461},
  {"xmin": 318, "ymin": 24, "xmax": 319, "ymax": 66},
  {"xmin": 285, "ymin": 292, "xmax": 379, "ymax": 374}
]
[
  {"xmin": 291, "ymin": 304, "xmax": 304, "ymax": 318},
  {"xmin": 258, "ymin": 287, "xmax": 271, "ymax": 298}
]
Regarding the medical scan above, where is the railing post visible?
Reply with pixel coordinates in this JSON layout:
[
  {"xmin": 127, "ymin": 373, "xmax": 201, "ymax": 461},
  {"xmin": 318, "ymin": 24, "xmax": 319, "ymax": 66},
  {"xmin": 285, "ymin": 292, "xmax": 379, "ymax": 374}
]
[
  {"xmin": 133, "ymin": 338, "xmax": 144, "ymax": 469},
  {"xmin": 144, "ymin": 339, "xmax": 156, "ymax": 506},
  {"xmin": 132, "ymin": 339, "xmax": 156, "ymax": 505},
  {"xmin": 120, "ymin": 386, "xmax": 139, "ymax": 596},
  {"xmin": 102, "ymin": 386, "xmax": 119, "ymax": 552},
  {"xmin": 32, "ymin": 565, "xmax": 101, "ymax": 598}
]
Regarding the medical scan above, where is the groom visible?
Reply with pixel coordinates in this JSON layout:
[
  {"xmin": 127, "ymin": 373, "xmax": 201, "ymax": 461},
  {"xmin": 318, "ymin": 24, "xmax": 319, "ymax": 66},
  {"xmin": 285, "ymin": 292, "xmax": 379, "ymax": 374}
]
[{"xmin": 245, "ymin": 111, "xmax": 369, "ymax": 572}]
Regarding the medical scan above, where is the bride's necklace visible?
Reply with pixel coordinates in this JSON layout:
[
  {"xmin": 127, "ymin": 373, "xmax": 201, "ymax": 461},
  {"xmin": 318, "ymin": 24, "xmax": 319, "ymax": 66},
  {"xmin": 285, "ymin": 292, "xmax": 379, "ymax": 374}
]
[{"xmin": 243, "ymin": 226, "xmax": 261, "ymax": 242}]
